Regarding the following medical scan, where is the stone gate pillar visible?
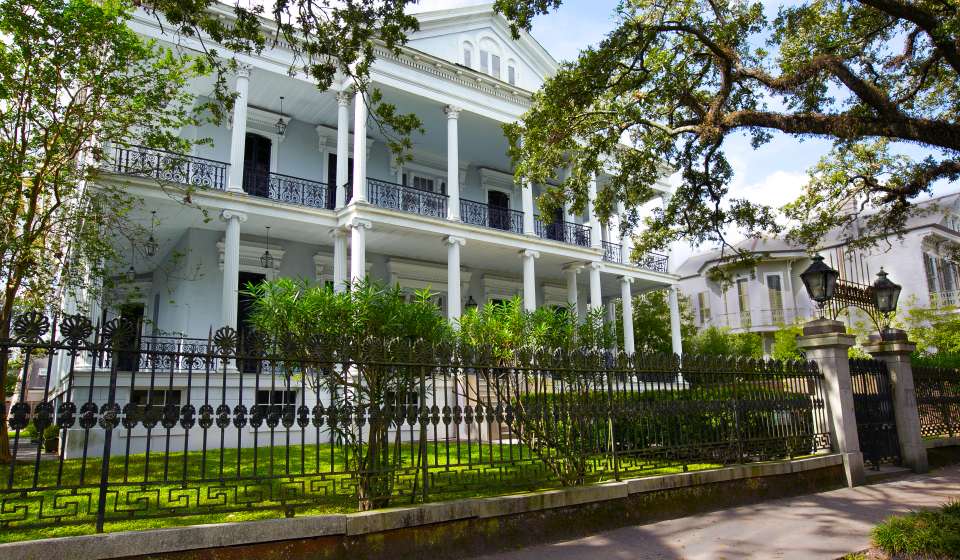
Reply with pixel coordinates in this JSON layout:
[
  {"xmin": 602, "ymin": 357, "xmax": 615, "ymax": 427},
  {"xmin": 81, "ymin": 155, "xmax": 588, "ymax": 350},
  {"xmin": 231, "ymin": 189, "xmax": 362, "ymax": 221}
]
[
  {"xmin": 797, "ymin": 318, "xmax": 866, "ymax": 487},
  {"xmin": 862, "ymin": 329, "xmax": 929, "ymax": 473}
]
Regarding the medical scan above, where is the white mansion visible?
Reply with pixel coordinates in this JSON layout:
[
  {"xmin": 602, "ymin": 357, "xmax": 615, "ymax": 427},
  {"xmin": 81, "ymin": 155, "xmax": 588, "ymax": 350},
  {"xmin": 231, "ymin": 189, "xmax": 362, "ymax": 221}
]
[
  {"xmin": 84, "ymin": 3, "xmax": 682, "ymax": 356},
  {"xmin": 676, "ymin": 191, "xmax": 960, "ymax": 354}
]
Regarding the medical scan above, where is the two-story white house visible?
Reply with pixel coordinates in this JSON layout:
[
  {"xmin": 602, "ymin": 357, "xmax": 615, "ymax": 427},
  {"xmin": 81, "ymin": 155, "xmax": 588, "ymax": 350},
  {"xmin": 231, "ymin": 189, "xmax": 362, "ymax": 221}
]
[
  {"xmin": 50, "ymin": 4, "xmax": 683, "ymax": 456},
  {"xmin": 677, "ymin": 191, "xmax": 960, "ymax": 354}
]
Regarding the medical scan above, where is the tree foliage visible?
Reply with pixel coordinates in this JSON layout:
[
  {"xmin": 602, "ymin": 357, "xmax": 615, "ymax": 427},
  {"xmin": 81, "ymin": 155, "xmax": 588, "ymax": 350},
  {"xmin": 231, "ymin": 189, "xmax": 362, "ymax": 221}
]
[
  {"xmin": 686, "ymin": 327, "xmax": 763, "ymax": 359},
  {"xmin": 495, "ymin": 0, "xmax": 960, "ymax": 258},
  {"xmin": 0, "ymin": 0, "xmax": 209, "ymax": 461},
  {"xmin": 615, "ymin": 289, "xmax": 696, "ymax": 355}
]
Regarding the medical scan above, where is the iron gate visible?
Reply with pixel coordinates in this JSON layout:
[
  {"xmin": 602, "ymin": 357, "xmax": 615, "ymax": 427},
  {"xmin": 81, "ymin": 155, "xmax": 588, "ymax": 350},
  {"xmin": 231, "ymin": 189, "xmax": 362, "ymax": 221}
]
[{"xmin": 849, "ymin": 358, "xmax": 900, "ymax": 468}]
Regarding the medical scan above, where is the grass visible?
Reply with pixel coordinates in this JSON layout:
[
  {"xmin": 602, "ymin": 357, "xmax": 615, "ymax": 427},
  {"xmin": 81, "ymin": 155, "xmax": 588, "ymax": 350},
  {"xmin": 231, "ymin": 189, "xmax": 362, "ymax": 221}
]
[
  {"xmin": 870, "ymin": 500, "xmax": 960, "ymax": 559},
  {"xmin": 0, "ymin": 438, "xmax": 717, "ymax": 544}
]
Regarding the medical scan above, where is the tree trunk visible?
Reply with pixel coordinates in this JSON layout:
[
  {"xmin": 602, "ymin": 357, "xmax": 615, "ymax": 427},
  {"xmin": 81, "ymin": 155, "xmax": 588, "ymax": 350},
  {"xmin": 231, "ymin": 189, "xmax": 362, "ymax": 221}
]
[{"xmin": 0, "ymin": 301, "xmax": 14, "ymax": 463}]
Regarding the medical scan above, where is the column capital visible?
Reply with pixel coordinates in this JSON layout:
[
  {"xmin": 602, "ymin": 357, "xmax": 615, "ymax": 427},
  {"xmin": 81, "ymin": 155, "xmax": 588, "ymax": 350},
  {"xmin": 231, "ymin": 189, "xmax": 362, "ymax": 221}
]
[
  {"xmin": 220, "ymin": 209, "xmax": 248, "ymax": 223},
  {"xmin": 347, "ymin": 218, "xmax": 372, "ymax": 230},
  {"xmin": 520, "ymin": 249, "xmax": 540, "ymax": 259},
  {"xmin": 236, "ymin": 63, "xmax": 253, "ymax": 79},
  {"xmin": 336, "ymin": 90, "xmax": 352, "ymax": 106},
  {"xmin": 444, "ymin": 105, "xmax": 462, "ymax": 119},
  {"xmin": 620, "ymin": 275, "xmax": 634, "ymax": 285},
  {"xmin": 329, "ymin": 227, "xmax": 348, "ymax": 239},
  {"xmin": 444, "ymin": 235, "xmax": 466, "ymax": 247},
  {"xmin": 563, "ymin": 262, "xmax": 584, "ymax": 273},
  {"xmin": 588, "ymin": 261, "xmax": 603, "ymax": 271}
]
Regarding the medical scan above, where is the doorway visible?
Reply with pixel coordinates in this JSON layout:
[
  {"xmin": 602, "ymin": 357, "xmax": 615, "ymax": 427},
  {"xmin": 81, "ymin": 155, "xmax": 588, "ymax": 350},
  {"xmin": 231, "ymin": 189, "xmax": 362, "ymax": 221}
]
[
  {"xmin": 243, "ymin": 133, "xmax": 272, "ymax": 197},
  {"xmin": 487, "ymin": 190, "xmax": 510, "ymax": 231},
  {"xmin": 238, "ymin": 271, "xmax": 266, "ymax": 372},
  {"xmin": 115, "ymin": 303, "xmax": 144, "ymax": 372}
]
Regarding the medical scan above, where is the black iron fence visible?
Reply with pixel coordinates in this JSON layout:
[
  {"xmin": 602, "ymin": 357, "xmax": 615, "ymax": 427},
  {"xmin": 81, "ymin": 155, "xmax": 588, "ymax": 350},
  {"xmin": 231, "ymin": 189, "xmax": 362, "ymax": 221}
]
[
  {"xmin": 460, "ymin": 199, "xmax": 524, "ymax": 234},
  {"xmin": 1, "ymin": 312, "xmax": 831, "ymax": 534},
  {"xmin": 366, "ymin": 178, "xmax": 447, "ymax": 219},
  {"xmin": 914, "ymin": 365, "xmax": 960, "ymax": 439},
  {"xmin": 534, "ymin": 217, "xmax": 591, "ymax": 247},
  {"xmin": 849, "ymin": 358, "xmax": 900, "ymax": 468},
  {"xmin": 108, "ymin": 145, "xmax": 229, "ymax": 190}
]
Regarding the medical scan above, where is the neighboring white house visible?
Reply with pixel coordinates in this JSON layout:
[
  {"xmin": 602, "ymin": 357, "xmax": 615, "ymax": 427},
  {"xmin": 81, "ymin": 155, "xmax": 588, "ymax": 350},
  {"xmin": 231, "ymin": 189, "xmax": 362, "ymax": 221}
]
[
  {"xmin": 676, "ymin": 191, "xmax": 960, "ymax": 354},
  {"xmin": 49, "ymin": 4, "xmax": 683, "ymax": 456}
]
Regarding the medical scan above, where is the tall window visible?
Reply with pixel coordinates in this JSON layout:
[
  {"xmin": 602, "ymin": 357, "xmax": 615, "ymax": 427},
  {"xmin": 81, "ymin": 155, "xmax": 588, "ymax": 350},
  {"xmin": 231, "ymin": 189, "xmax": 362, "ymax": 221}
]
[
  {"xmin": 490, "ymin": 54, "xmax": 501, "ymax": 78},
  {"xmin": 507, "ymin": 65, "xmax": 516, "ymax": 85},
  {"xmin": 736, "ymin": 278, "xmax": 751, "ymax": 328},
  {"xmin": 697, "ymin": 292, "xmax": 711, "ymax": 324},
  {"xmin": 766, "ymin": 274, "xmax": 784, "ymax": 323},
  {"xmin": 462, "ymin": 41, "xmax": 473, "ymax": 68},
  {"xmin": 479, "ymin": 50, "xmax": 489, "ymax": 72}
]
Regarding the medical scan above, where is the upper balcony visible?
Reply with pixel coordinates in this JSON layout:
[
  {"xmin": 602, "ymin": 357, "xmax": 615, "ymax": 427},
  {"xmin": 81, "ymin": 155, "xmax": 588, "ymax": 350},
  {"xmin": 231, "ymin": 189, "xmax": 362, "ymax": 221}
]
[{"xmin": 602, "ymin": 240, "xmax": 669, "ymax": 274}]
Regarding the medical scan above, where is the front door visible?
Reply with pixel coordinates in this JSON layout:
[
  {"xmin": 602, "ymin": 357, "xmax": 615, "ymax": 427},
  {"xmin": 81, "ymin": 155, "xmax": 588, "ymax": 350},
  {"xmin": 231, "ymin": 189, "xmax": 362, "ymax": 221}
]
[
  {"xmin": 547, "ymin": 207, "xmax": 565, "ymax": 242},
  {"xmin": 243, "ymin": 133, "xmax": 272, "ymax": 197},
  {"xmin": 326, "ymin": 153, "xmax": 353, "ymax": 209},
  {"xmin": 116, "ymin": 303, "xmax": 144, "ymax": 372},
  {"xmin": 487, "ymin": 191, "xmax": 510, "ymax": 231},
  {"xmin": 238, "ymin": 271, "xmax": 267, "ymax": 373}
]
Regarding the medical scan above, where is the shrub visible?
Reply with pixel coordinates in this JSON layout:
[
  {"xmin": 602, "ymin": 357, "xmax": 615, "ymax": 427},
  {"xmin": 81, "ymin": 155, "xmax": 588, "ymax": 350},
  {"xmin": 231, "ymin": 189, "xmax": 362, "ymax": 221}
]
[
  {"xmin": 872, "ymin": 500, "xmax": 960, "ymax": 558},
  {"xmin": 687, "ymin": 327, "xmax": 763, "ymax": 358}
]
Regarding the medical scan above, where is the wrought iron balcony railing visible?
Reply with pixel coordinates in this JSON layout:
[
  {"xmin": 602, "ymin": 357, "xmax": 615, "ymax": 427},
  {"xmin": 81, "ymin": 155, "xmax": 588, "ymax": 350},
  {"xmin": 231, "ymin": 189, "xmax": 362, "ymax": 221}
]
[
  {"xmin": 460, "ymin": 199, "xmax": 524, "ymax": 234},
  {"xmin": 602, "ymin": 241, "xmax": 669, "ymax": 273},
  {"xmin": 243, "ymin": 170, "xmax": 332, "ymax": 210},
  {"xmin": 109, "ymin": 145, "xmax": 229, "ymax": 190},
  {"xmin": 602, "ymin": 241, "xmax": 624, "ymax": 263},
  {"xmin": 534, "ymin": 216, "xmax": 591, "ymax": 247},
  {"xmin": 367, "ymin": 178, "xmax": 447, "ymax": 219},
  {"xmin": 635, "ymin": 252, "xmax": 669, "ymax": 273}
]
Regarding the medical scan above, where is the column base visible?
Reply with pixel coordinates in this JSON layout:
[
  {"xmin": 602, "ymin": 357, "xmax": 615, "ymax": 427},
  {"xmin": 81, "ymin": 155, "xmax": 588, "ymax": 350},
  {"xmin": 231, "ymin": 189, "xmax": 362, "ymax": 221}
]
[{"xmin": 839, "ymin": 451, "xmax": 866, "ymax": 487}]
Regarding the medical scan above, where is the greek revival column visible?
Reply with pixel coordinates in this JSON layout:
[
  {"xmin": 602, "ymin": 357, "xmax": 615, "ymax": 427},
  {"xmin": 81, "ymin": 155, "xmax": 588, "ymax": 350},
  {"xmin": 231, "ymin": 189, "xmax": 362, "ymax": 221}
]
[
  {"xmin": 331, "ymin": 228, "xmax": 348, "ymax": 293},
  {"xmin": 335, "ymin": 91, "xmax": 351, "ymax": 209},
  {"xmin": 563, "ymin": 263, "xmax": 581, "ymax": 313},
  {"xmin": 349, "ymin": 219, "xmax": 372, "ymax": 284},
  {"xmin": 588, "ymin": 261, "xmax": 603, "ymax": 312},
  {"xmin": 522, "ymin": 182, "xmax": 535, "ymax": 235},
  {"xmin": 521, "ymin": 249, "xmax": 539, "ymax": 312},
  {"xmin": 588, "ymin": 174, "xmax": 602, "ymax": 250},
  {"xmin": 227, "ymin": 65, "xmax": 252, "ymax": 193},
  {"xmin": 446, "ymin": 236, "xmax": 465, "ymax": 321},
  {"xmin": 668, "ymin": 285, "xmax": 683, "ymax": 357},
  {"xmin": 220, "ymin": 210, "xmax": 248, "ymax": 329},
  {"xmin": 445, "ymin": 106, "xmax": 461, "ymax": 221},
  {"xmin": 621, "ymin": 277, "xmax": 635, "ymax": 354},
  {"xmin": 617, "ymin": 200, "xmax": 632, "ymax": 263},
  {"xmin": 351, "ymin": 89, "xmax": 368, "ymax": 203}
]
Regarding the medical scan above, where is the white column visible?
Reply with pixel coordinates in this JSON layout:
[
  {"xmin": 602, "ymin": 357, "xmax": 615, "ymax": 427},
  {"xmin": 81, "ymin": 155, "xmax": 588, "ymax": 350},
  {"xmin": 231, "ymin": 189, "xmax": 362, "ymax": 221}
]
[
  {"xmin": 617, "ymin": 200, "xmax": 632, "ymax": 263},
  {"xmin": 335, "ymin": 91, "xmax": 351, "ymax": 209},
  {"xmin": 660, "ymin": 191, "xmax": 674, "ymax": 272},
  {"xmin": 227, "ymin": 65, "xmax": 252, "ymax": 193},
  {"xmin": 220, "ymin": 210, "xmax": 247, "ymax": 328},
  {"xmin": 521, "ymin": 249, "xmax": 539, "ymax": 312},
  {"xmin": 588, "ymin": 261, "xmax": 603, "ymax": 312},
  {"xmin": 446, "ymin": 236, "xmax": 465, "ymax": 321},
  {"xmin": 351, "ymin": 89, "xmax": 368, "ymax": 203},
  {"xmin": 588, "ymin": 174, "xmax": 602, "ymax": 249},
  {"xmin": 522, "ymin": 181, "xmax": 535, "ymax": 235},
  {"xmin": 668, "ymin": 285, "xmax": 683, "ymax": 357},
  {"xmin": 349, "ymin": 219, "xmax": 371, "ymax": 284},
  {"xmin": 563, "ymin": 263, "xmax": 581, "ymax": 312},
  {"xmin": 445, "ymin": 106, "xmax": 462, "ymax": 221},
  {"xmin": 331, "ymin": 228, "xmax": 348, "ymax": 293},
  {"xmin": 621, "ymin": 277, "xmax": 635, "ymax": 354}
]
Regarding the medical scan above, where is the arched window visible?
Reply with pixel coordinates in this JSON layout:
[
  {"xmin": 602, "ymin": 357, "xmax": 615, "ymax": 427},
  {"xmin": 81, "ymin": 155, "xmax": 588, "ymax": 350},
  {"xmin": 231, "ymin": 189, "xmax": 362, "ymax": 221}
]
[
  {"xmin": 479, "ymin": 37, "xmax": 501, "ymax": 79},
  {"xmin": 507, "ymin": 59, "xmax": 517, "ymax": 85},
  {"xmin": 462, "ymin": 41, "xmax": 474, "ymax": 68}
]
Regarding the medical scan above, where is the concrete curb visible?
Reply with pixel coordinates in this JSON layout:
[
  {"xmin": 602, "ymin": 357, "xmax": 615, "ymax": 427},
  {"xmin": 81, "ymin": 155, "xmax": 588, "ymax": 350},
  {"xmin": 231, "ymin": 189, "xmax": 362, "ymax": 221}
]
[
  {"xmin": 0, "ymin": 454, "xmax": 843, "ymax": 560},
  {"xmin": 925, "ymin": 436, "xmax": 960, "ymax": 449}
]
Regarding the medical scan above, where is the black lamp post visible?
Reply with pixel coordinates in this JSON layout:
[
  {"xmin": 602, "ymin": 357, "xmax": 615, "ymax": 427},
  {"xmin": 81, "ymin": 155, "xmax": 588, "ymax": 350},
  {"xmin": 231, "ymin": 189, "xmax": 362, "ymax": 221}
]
[{"xmin": 800, "ymin": 254, "xmax": 839, "ymax": 317}]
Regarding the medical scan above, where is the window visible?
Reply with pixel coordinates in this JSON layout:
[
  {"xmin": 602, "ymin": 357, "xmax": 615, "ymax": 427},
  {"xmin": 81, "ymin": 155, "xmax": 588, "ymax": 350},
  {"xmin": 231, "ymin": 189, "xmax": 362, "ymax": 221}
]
[
  {"xmin": 385, "ymin": 391, "xmax": 419, "ymax": 408},
  {"xmin": 925, "ymin": 253, "xmax": 938, "ymax": 294},
  {"xmin": 766, "ymin": 274, "xmax": 784, "ymax": 323},
  {"xmin": 479, "ymin": 50, "xmax": 489, "ymax": 73},
  {"xmin": 255, "ymin": 390, "xmax": 298, "ymax": 406},
  {"xmin": 697, "ymin": 292, "xmax": 711, "ymax": 324},
  {"xmin": 130, "ymin": 389, "xmax": 182, "ymax": 408},
  {"xmin": 507, "ymin": 65, "xmax": 516, "ymax": 85},
  {"xmin": 736, "ymin": 278, "xmax": 751, "ymax": 328},
  {"xmin": 412, "ymin": 176, "xmax": 434, "ymax": 192},
  {"xmin": 463, "ymin": 46, "xmax": 472, "ymax": 67},
  {"xmin": 490, "ymin": 54, "xmax": 501, "ymax": 78}
]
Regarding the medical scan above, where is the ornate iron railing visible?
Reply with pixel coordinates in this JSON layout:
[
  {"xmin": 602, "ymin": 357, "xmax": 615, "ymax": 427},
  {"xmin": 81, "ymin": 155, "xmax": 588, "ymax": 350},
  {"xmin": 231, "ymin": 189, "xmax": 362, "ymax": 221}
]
[
  {"xmin": 460, "ymin": 199, "xmax": 524, "ymax": 234},
  {"xmin": 109, "ymin": 145, "xmax": 228, "ymax": 190},
  {"xmin": 534, "ymin": 216, "xmax": 591, "ymax": 247},
  {"xmin": 914, "ymin": 364, "xmax": 960, "ymax": 439},
  {"xmin": 635, "ymin": 252, "xmax": 670, "ymax": 273},
  {"xmin": 0, "ymin": 311, "xmax": 831, "ymax": 536},
  {"xmin": 602, "ymin": 241, "xmax": 624, "ymax": 263},
  {"xmin": 243, "ymin": 170, "xmax": 331, "ymax": 210},
  {"xmin": 366, "ymin": 178, "xmax": 447, "ymax": 219}
]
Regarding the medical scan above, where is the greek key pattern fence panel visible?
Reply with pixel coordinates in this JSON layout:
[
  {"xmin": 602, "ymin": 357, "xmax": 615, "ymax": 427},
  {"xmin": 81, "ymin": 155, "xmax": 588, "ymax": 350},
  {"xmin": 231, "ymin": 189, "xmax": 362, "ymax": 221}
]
[
  {"xmin": 1, "ymin": 312, "xmax": 831, "ymax": 535},
  {"xmin": 914, "ymin": 365, "xmax": 960, "ymax": 439}
]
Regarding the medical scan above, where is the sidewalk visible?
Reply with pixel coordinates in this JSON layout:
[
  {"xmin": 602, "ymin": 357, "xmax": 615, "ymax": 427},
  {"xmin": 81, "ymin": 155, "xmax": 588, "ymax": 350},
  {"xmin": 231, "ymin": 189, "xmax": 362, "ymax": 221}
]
[{"xmin": 476, "ymin": 464, "xmax": 960, "ymax": 560}]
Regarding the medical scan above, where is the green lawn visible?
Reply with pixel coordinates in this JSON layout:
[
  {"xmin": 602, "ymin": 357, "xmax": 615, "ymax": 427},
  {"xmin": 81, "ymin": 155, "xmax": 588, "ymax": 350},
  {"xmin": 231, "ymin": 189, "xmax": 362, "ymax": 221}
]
[{"xmin": 0, "ymin": 439, "xmax": 716, "ymax": 543}]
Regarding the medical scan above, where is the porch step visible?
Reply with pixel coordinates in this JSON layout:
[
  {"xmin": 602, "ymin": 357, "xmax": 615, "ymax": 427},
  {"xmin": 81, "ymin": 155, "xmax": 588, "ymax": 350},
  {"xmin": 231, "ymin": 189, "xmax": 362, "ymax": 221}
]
[{"xmin": 864, "ymin": 465, "xmax": 912, "ymax": 484}]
